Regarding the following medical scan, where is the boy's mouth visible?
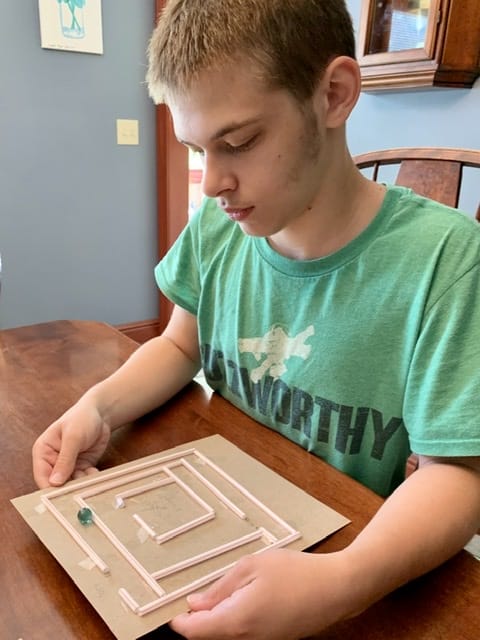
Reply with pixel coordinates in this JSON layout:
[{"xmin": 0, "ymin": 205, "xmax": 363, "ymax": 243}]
[{"xmin": 223, "ymin": 206, "xmax": 254, "ymax": 222}]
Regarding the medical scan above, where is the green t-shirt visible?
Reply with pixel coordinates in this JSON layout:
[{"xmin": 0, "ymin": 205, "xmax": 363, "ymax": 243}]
[{"xmin": 156, "ymin": 186, "xmax": 480, "ymax": 496}]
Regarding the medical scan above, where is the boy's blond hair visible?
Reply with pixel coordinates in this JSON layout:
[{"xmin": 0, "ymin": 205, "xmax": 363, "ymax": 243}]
[{"xmin": 147, "ymin": 0, "xmax": 355, "ymax": 104}]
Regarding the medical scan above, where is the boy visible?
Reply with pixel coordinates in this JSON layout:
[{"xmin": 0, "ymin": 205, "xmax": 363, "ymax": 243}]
[{"xmin": 33, "ymin": 1, "xmax": 480, "ymax": 638}]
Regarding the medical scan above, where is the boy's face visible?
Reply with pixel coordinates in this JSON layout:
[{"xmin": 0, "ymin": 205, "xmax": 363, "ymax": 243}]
[{"xmin": 169, "ymin": 60, "xmax": 331, "ymax": 243}]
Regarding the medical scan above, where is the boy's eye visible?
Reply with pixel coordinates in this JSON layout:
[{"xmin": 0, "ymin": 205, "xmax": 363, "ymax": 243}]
[{"xmin": 223, "ymin": 135, "xmax": 258, "ymax": 154}]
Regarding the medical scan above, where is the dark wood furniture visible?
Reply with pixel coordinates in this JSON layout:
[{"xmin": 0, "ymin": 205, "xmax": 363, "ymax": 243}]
[
  {"xmin": 116, "ymin": 317, "xmax": 163, "ymax": 344},
  {"xmin": 1, "ymin": 319, "xmax": 479, "ymax": 639},
  {"xmin": 357, "ymin": 0, "xmax": 480, "ymax": 91},
  {"xmin": 354, "ymin": 146, "xmax": 480, "ymax": 220}
]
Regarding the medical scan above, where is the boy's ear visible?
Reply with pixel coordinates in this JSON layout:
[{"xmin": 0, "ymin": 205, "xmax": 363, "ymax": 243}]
[{"xmin": 315, "ymin": 56, "xmax": 361, "ymax": 129}]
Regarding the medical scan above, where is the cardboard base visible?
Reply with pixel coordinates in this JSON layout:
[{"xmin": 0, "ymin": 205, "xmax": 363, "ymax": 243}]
[{"xmin": 12, "ymin": 435, "xmax": 349, "ymax": 639}]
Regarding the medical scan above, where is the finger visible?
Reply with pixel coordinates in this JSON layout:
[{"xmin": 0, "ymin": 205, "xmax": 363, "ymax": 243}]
[
  {"xmin": 171, "ymin": 603, "xmax": 244, "ymax": 639},
  {"xmin": 171, "ymin": 576, "xmax": 255, "ymax": 640},
  {"xmin": 32, "ymin": 437, "xmax": 61, "ymax": 488},
  {"xmin": 72, "ymin": 466, "xmax": 100, "ymax": 479},
  {"xmin": 170, "ymin": 609, "xmax": 217, "ymax": 639},
  {"xmin": 32, "ymin": 456, "xmax": 55, "ymax": 489},
  {"xmin": 187, "ymin": 556, "xmax": 255, "ymax": 611},
  {"xmin": 48, "ymin": 435, "xmax": 83, "ymax": 486}
]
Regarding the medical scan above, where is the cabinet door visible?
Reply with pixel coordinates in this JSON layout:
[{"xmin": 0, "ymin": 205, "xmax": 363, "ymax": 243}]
[{"xmin": 357, "ymin": 0, "xmax": 480, "ymax": 91}]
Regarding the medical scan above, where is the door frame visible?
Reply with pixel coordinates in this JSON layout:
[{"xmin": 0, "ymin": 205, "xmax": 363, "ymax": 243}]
[{"xmin": 154, "ymin": 0, "xmax": 189, "ymax": 330}]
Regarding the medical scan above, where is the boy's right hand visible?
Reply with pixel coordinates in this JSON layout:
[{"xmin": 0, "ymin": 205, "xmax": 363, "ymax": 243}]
[{"xmin": 32, "ymin": 396, "xmax": 111, "ymax": 489}]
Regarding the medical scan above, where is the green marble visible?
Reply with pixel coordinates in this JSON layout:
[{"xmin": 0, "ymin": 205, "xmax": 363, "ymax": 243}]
[{"xmin": 77, "ymin": 507, "xmax": 93, "ymax": 525}]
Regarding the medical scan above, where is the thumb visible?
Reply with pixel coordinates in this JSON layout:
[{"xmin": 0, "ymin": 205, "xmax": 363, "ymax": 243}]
[{"xmin": 187, "ymin": 559, "xmax": 254, "ymax": 611}]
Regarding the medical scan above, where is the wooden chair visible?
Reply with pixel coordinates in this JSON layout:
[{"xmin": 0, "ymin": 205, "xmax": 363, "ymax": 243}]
[{"xmin": 354, "ymin": 147, "xmax": 480, "ymax": 220}]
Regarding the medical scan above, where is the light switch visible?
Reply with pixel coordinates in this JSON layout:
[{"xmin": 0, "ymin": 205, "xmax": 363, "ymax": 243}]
[{"xmin": 116, "ymin": 119, "xmax": 139, "ymax": 145}]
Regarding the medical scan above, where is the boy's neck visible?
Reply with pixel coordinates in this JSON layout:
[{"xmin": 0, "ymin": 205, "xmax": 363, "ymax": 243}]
[{"xmin": 267, "ymin": 158, "xmax": 386, "ymax": 261}]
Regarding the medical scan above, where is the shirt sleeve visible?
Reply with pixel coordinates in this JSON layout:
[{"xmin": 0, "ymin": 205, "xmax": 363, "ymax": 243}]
[
  {"xmin": 154, "ymin": 212, "xmax": 202, "ymax": 316},
  {"xmin": 405, "ymin": 262, "xmax": 480, "ymax": 456}
]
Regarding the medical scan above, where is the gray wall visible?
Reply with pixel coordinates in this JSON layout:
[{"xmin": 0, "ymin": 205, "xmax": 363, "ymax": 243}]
[
  {"xmin": 0, "ymin": 0, "xmax": 157, "ymax": 329},
  {"xmin": 1, "ymin": 1, "xmax": 478, "ymax": 329}
]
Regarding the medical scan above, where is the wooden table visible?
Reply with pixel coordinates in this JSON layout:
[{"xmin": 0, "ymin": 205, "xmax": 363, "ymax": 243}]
[{"xmin": 1, "ymin": 320, "xmax": 479, "ymax": 639}]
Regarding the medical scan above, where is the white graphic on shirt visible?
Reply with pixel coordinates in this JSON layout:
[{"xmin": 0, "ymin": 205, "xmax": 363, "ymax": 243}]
[{"xmin": 238, "ymin": 325, "xmax": 315, "ymax": 383}]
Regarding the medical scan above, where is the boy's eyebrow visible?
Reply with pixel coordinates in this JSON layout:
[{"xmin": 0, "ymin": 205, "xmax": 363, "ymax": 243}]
[
  {"xmin": 178, "ymin": 117, "xmax": 261, "ymax": 147},
  {"xmin": 211, "ymin": 118, "xmax": 261, "ymax": 140}
]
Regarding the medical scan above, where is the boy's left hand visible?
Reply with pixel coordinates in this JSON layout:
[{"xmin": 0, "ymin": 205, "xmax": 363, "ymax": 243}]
[{"xmin": 169, "ymin": 548, "xmax": 351, "ymax": 640}]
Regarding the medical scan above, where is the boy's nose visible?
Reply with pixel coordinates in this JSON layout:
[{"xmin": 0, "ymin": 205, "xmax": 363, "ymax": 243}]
[{"xmin": 201, "ymin": 156, "xmax": 236, "ymax": 198}]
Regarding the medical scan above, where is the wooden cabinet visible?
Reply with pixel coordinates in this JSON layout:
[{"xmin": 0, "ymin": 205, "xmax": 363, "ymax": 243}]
[{"xmin": 357, "ymin": 0, "xmax": 480, "ymax": 91}]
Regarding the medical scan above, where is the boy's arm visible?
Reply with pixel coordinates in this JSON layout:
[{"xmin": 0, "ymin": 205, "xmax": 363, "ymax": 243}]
[
  {"xmin": 93, "ymin": 304, "xmax": 201, "ymax": 428},
  {"xmin": 32, "ymin": 305, "xmax": 200, "ymax": 488},
  {"xmin": 341, "ymin": 455, "xmax": 480, "ymax": 615},
  {"xmin": 170, "ymin": 455, "xmax": 480, "ymax": 639}
]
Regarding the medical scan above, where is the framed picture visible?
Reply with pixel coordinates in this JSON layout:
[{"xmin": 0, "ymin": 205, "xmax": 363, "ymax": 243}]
[{"xmin": 39, "ymin": 0, "xmax": 103, "ymax": 55}]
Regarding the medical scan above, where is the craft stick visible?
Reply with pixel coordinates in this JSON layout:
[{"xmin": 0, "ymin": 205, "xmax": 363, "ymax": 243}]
[
  {"xmin": 78, "ymin": 471, "xmax": 174, "ymax": 501},
  {"xmin": 262, "ymin": 531, "xmax": 301, "ymax": 548},
  {"xmin": 75, "ymin": 497, "xmax": 165, "ymax": 598},
  {"xmin": 179, "ymin": 458, "xmax": 246, "ymax": 519},
  {"xmin": 118, "ymin": 588, "xmax": 140, "ymax": 613},
  {"xmin": 152, "ymin": 529, "xmax": 265, "ymax": 579},
  {"xmin": 40, "ymin": 496, "xmax": 110, "ymax": 574},
  {"xmin": 132, "ymin": 513, "xmax": 156, "ymax": 538},
  {"xmin": 194, "ymin": 450, "xmax": 298, "ymax": 534},
  {"xmin": 164, "ymin": 466, "xmax": 215, "ymax": 514},
  {"xmin": 44, "ymin": 447, "xmax": 197, "ymax": 499},
  {"xmin": 114, "ymin": 477, "xmax": 175, "ymax": 507},
  {"xmin": 155, "ymin": 511, "xmax": 215, "ymax": 544},
  {"xmin": 137, "ymin": 559, "xmax": 239, "ymax": 615},
  {"xmin": 258, "ymin": 526, "xmax": 278, "ymax": 544}
]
